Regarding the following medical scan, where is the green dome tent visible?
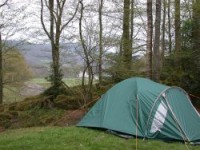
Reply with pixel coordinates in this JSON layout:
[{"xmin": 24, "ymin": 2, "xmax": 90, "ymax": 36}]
[{"xmin": 77, "ymin": 77, "xmax": 200, "ymax": 144}]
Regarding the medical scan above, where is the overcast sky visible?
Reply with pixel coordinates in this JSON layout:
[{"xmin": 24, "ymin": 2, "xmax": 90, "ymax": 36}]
[
  {"xmin": 1, "ymin": 0, "xmax": 147, "ymax": 46},
  {"xmin": 0, "ymin": 0, "xmax": 43, "ymax": 43}
]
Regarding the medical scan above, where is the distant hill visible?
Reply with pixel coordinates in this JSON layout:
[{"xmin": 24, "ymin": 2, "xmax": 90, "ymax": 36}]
[
  {"xmin": 5, "ymin": 41, "xmax": 144, "ymax": 78},
  {"xmin": 6, "ymin": 41, "xmax": 84, "ymax": 77}
]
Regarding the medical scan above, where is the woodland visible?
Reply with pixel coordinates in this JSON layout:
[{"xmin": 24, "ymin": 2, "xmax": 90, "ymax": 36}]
[{"xmin": 0, "ymin": 0, "xmax": 200, "ymax": 130}]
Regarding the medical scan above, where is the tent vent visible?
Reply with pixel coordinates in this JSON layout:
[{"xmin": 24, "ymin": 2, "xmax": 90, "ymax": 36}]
[{"xmin": 150, "ymin": 101, "xmax": 168, "ymax": 133}]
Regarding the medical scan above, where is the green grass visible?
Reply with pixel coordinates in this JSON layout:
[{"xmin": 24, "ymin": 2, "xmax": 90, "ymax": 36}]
[
  {"xmin": 3, "ymin": 77, "xmax": 92, "ymax": 103},
  {"xmin": 0, "ymin": 127, "xmax": 199, "ymax": 150},
  {"xmin": 30, "ymin": 78, "xmax": 82, "ymax": 87},
  {"xmin": 29, "ymin": 78, "xmax": 51, "ymax": 88},
  {"xmin": 3, "ymin": 85, "xmax": 24, "ymax": 103},
  {"xmin": 62, "ymin": 78, "xmax": 82, "ymax": 87}
]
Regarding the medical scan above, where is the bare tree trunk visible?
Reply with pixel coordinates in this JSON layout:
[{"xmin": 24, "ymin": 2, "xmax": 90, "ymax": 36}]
[
  {"xmin": 41, "ymin": 0, "xmax": 62, "ymax": 92},
  {"xmin": 119, "ymin": 36, "xmax": 123, "ymax": 56},
  {"xmin": 0, "ymin": 0, "xmax": 10, "ymax": 104},
  {"xmin": 192, "ymin": 0, "xmax": 200, "ymax": 50},
  {"xmin": 153, "ymin": 0, "xmax": 161, "ymax": 81},
  {"xmin": 49, "ymin": 0, "xmax": 61, "ymax": 87},
  {"xmin": 79, "ymin": 0, "xmax": 93, "ymax": 104},
  {"xmin": 175, "ymin": 0, "xmax": 181, "ymax": 51},
  {"xmin": 98, "ymin": 0, "xmax": 103, "ymax": 85},
  {"xmin": 40, "ymin": 0, "xmax": 79, "ymax": 98},
  {"xmin": 192, "ymin": 0, "xmax": 200, "ymax": 82},
  {"xmin": 0, "ymin": 33, "xmax": 3, "ymax": 104},
  {"xmin": 122, "ymin": 0, "xmax": 132, "ymax": 70},
  {"xmin": 146, "ymin": 0, "xmax": 153, "ymax": 79},
  {"xmin": 168, "ymin": 0, "xmax": 172, "ymax": 53},
  {"xmin": 130, "ymin": 0, "xmax": 134, "ymax": 50},
  {"xmin": 161, "ymin": 0, "xmax": 167, "ymax": 68}
]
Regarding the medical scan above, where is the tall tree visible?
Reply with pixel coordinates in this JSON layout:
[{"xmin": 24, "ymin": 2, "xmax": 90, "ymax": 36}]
[
  {"xmin": 79, "ymin": 0, "xmax": 95, "ymax": 103},
  {"xmin": 130, "ymin": 0, "xmax": 134, "ymax": 50},
  {"xmin": 175, "ymin": 0, "xmax": 181, "ymax": 51},
  {"xmin": 168, "ymin": 0, "xmax": 172, "ymax": 53},
  {"xmin": 98, "ymin": 0, "xmax": 103, "ymax": 85},
  {"xmin": 0, "ymin": 0, "xmax": 9, "ymax": 104},
  {"xmin": 192, "ymin": 0, "xmax": 200, "ymax": 51},
  {"xmin": 122, "ymin": 0, "xmax": 132, "ymax": 70},
  {"xmin": 0, "ymin": 33, "xmax": 3, "ymax": 104},
  {"xmin": 192, "ymin": 0, "xmax": 200, "ymax": 87},
  {"xmin": 153, "ymin": 0, "xmax": 161, "ymax": 81},
  {"xmin": 161, "ymin": 0, "xmax": 167, "ymax": 67},
  {"xmin": 40, "ymin": 0, "xmax": 79, "ymax": 98},
  {"xmin": 146, "ymin": 0, "xmax": 153, "ymax": 79}
]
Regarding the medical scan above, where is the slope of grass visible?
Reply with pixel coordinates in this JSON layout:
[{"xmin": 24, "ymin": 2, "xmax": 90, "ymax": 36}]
[
  {"xmin": 3, "ymin": 85, "xmax": 24, "ymax": 103},
  {"xmin": 3, "ymin": 78, "xmax": 82, "ymax": 103},
  {"xmin": 0, "ymin": 127, "xmax": 199, "ymax": 150},
  {"xmin": 30, "ymin": 78, "xmax": 82, "ymax": 88}
]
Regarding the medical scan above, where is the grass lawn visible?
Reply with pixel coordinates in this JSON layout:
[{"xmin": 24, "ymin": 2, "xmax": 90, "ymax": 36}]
[{"xmin": 0, "ymin": 127, "xmax": 199, "ymax": 150}]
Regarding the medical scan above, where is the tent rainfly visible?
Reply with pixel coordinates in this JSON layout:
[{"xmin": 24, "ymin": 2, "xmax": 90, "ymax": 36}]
[{"xmin": 77, "ymin": 77, "xmax": 200, "ymax": 144}]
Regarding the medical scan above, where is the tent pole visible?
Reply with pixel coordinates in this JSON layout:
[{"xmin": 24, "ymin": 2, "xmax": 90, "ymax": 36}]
[
  {"xmin": 165, "ymin": 98, "xmax": 190, "ymax": 150},
  {"xmin": 136, "ymin": 96, "xmax": 138, "ymax": 150}
]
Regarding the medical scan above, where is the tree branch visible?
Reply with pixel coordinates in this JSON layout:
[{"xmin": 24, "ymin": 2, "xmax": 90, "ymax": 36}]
[
  {"xmin": 40, "ymin": 0, "xmax": 51, "ymax": 39},
  {"xmin": 61, "ymin": 0, "xmax": 79, "ymax": 32},
  {"xmin": 0, "ymin": 0, "xmax": 8, "ymax": 7}
]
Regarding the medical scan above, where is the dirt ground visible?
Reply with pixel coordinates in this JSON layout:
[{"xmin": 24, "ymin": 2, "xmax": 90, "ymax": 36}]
[
  {"xmin": 53, "ymin": 109, "xmax": 87, "ymax": 126},
  {"xmin": 20, "ymin": 82, "xmax": 46, "ymax": 97}
]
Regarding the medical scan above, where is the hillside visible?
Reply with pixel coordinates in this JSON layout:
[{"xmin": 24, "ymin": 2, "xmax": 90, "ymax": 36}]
[{"xmin": 7, "ymin": 41, "xmax": 84, "ymax": 77}]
